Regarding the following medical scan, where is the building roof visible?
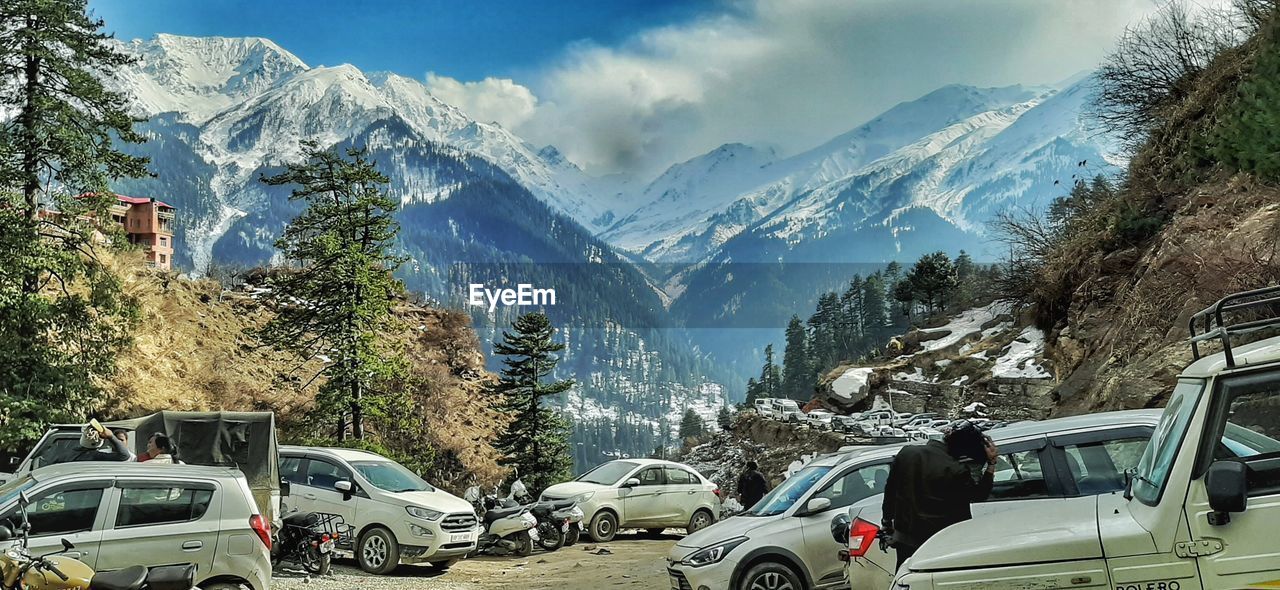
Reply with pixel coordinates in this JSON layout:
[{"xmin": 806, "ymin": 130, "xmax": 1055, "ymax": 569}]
[{"xmin": 114, "ymin": 194, "xmax": 174, "ymax": 209}]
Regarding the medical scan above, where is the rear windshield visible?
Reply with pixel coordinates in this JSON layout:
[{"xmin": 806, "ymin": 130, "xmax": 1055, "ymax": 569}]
[{"xmin": 577, "ymin": 461, "xmax": 638, "ymax": 485}]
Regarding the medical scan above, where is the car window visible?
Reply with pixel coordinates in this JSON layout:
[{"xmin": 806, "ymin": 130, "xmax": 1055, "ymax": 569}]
[
  {"xmin": 1207, "ymin": 373, "xmax": 1280, "ymax": 497},
  {"xmin": 1062, "ymin": 437, "xmax": 1149, "ymax": 495},
  {"xmin": 989, "ymin": 449, "xmax": 1049, "ymax": 500},
  {"xmin": 664, "ymin": 468, "xmax": 695, "ymax": 485},
  {"xmin": 636, "ymin": 467, "xmax": 665, "ymax": 486},
  {"xmin": 811, "ymin": 463, "xmax": 890, "ymax": 511},
  {"xmin": 1, "ymin": 487, "xmax": 104, "ymax": 537},
  {"xmin": 280, "ymin": 456, "xmax": 307, "ymax": 485},
  {"xmin": 306, "ymin": 458, "xmax": 352, "ymax": 489},
  {"xmin": 577, "ymin": 461, "xmax": 639, "ymax": 486},
  {"xmin": 1134, "ymin": 379, "xmax": 1205, "ymax": 505},
  {"xmin": 116, "ymin": 486, "xmax": 214, "ymax": 527}
]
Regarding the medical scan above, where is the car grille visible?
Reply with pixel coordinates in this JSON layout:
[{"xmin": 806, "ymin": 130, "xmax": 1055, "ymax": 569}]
[
  {"xmin": 441, "ymin": 513, "xmax": 477, "ymax": 532},
  {"xmin": 441, "ymin": 542, "xmax": 472, "ymax": 550},
  {"xmin": 668, "ymin": 568, "xmax": 692, "ymax": 590}
]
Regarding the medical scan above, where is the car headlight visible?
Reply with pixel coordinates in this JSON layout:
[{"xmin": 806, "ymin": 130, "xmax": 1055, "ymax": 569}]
[
  {"xmin": 682, "ymin": 537, "xmax": 748, "ymax": 567},
  {"xmin": 573, "ymin": 492, "xmax": 595, "ymax": 503},
  {"xmin": 406, "ymin": 506, "xmax": 444, "ymax": 521}
]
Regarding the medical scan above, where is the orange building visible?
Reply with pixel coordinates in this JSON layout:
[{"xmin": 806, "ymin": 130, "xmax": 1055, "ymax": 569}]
[{"xmin": 110, "ymin": 195, "xmax": 176, "ymax": 270}]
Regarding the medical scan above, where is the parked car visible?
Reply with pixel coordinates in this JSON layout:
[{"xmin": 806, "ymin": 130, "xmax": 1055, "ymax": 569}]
[
  {"xmin": 805, "ymin": 410, "xmax": 835, "ymax": 430},
  {"xmin": 774, "ymin": 400, "xmax": 805, "ymax": 423},
  {"xmin": 751, "ymin": 398, "xmax": 775, "ymax": 416},
  {"xmin": 890, "ymin": 288, "xmax": 1280, "ymax": 590},
  {"xmin": 0, "ymin": 462, "xmax": 271, "ymax": 590},
  {"xmin": 901, "ymin": 413, "xmax": 940, "ymax": 430},
  {"xmin": 541, "ymin": 459, "xmax": 720, "ymax": 543},
  {"xmin": 831, "ymin": 415, "xmax": 861, "ymax": 434},
  {"xmin": 667, "ymin": 409, "xmax": 1163, "ymax": 590},
  {"xmin": 279, "ymin": 446, "xmax": 477, "ymax": 574}
]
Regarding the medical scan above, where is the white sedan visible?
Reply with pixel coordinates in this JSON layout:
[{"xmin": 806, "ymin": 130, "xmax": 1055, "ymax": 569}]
[{"xmin": 541, "ymin": 459, "xmax": 721, "ymax": 542}]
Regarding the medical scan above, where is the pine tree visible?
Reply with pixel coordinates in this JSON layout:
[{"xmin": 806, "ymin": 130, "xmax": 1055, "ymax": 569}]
[
  {"xmin": 759, "ymin": 344, "xmax": 782, "ymax": 399},
  {"xmin": 862, "ymin": 272, "xmax": 889, "ymax": 346},
  {"xmin": 745, "ymin": 377, "xmax": 761, "ymax": 405},
  {"xmin": 837, "ymin": 276, "xmax": 864, "ymax": 358},
  {"xmin": 716, "ymin": 405, "xmax": 734, "ymax": 430},
  {"xmin": 489, "ymin": 312, "xmax": 575, "ymax": 494},
  {"xmin": 807, "ymin": 292, "xmax": 840, "ymax": 373},
  {"xmin": 781, "ymin": 315, "xmax": 810, "ymax": 400},
  {"xmin": 257, "ymin": 143, "xmax": 405, "ymax": 441},
  {"xmin": 954, "ymin": 250, "xmax": 976, "ymax": 308},
  {"xmin": 0, "ymin": 0, "xmax": 147, "ymax": 450},
  {"xmin": 893, "ymin": 279, "xmax": 916, "ymax": 324},
  {"xmin": 908, "ymin": 252, "xmax": 958, "ymax": 313},
  {"xmin": 678, "ymin": 409, "xmax": 706, "ymax": 442}
]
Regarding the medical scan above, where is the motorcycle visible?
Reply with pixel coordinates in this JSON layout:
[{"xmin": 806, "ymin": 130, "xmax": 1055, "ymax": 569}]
[
  {"xmin": 464, "ymin": 484, "xmax": 538, "ymax": 557},
  {"xmin": 273, "ymin": 510, "xmax": 346, "ymax": 575},
  {"xmin": 0, "ymin": 491, "xmax": 194, "ymax": 590},
  {"xmin": 507, "ymin": 479, "xmax": 583, "ymax": 550}
]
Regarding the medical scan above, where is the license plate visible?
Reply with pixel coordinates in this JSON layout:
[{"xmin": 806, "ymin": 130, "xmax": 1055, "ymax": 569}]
[
  {"xmin": 449, "ymin": 532, "xmax": 473, "ymax": 543},
  {"xmin": 319, "ymin": 540, "xmax": 334, "ymax": 554}
]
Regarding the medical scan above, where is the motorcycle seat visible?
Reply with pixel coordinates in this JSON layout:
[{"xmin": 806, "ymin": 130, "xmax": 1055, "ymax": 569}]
[
  {"xmin": 284, "ymin": 511, "xmax": 320, "ymax": 527},
  {"xmin": 483, "ymin": 505, "xmax": 525, "ymax": 523},
  {"xmin": 91, "ymin": 565, "xmax": 148, "ymax": 590}
]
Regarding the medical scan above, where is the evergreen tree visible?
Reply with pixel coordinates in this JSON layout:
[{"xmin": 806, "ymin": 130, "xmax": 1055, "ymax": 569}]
[
  {"xmin": 488, "ymin": 312, "xmax": 575, "ymax": 494},
  {"xmin": 908, "ymin": 252, "xmax": 958, "ymax": 313},
  {"xmin": 0, "ymin": 0, "xmax": 147, "ymax": 450},
  {"xmin": 893, "ymin": 280, "xmax": 916, "ymax": 323},
  {"xmin": 745, "ymin": 377, "xmax": 761, "ymax": 405},
  {"xmin": 807, "ymin": 292, "xmax": 840, "ymax": 373},
  {"xmin": 862, "ymin": 272, "xmax": 890, "ymax": 345},
  {"xmin": 837, "ymin": 276, "xmax": 864, "ymax": 359},
  {"xmin": 954, "ymin": 250, "xmax": 976, "ymax": 308},
  {"xmin": 781, "ymin": 315, "xmax": 810, "ymax": 400},
  {"xmin": 758, "ymin": 344, "xmax": 781, "ymax": 399},
  {"xmin": 257, "ymin": 143, "xmax": 405, "ymax": 441},
  {"xmin": 678, "ymin": 409, "xmax": 706, "ymax": 441},
  {"xmin": 716, "ymin": 405, "xmax": 734, "ymax": 430}
]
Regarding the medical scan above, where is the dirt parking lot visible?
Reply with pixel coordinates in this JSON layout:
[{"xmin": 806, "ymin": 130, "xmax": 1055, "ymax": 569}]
[{"xmin": 271, "ymin": 531, "xmax": 680, "ymax": 590}]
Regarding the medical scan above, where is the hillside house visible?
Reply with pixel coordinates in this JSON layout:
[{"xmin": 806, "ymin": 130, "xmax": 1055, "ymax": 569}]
[{"xmin": 111, "ymin": 195, "xmax": 176, "ymax": 270}]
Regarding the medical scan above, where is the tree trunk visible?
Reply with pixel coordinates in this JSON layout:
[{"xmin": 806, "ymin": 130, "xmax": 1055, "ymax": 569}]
[
  {"xmin": 20, "ymin": 15, "xmax": 43, "ymax": 298},
  {"xmin": 350, "ymin": 380, "xmax": 364, "ymax": 440}
]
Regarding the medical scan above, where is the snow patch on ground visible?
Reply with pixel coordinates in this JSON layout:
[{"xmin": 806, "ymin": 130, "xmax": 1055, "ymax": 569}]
[
  {"xmin": 992, "ymin": 327, "xmax": 1051, "ymax": 379},
  {"xmin": 919, "ymin": 302, "xmax": 1008, "ymax": 352},
  {"xmin": 832, "ymin": 367, "xmax": 874, "ymax": 400},
  {"xmin": 894, "ymin": 367, "xmax": 928, "ymax": 383}
]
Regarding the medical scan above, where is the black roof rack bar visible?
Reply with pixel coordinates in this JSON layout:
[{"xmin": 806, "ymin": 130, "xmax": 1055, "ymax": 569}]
[{"xmin": 1189, "ymin": 285, "xmax": 1280, "ymax": 368}]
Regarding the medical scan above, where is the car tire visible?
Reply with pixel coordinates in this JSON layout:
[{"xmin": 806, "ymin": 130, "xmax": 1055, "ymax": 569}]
[
  {"xmin": 357, "ymin": 526, "xmax": 400, "ymax": 575},
  {"xmin": 589, "ymin": 511, "xmax": 618, "ymax": 542},
  {"xmin": 428, "ymin": 558, "xmax": 460, "ymax": 571},
  {"xmin": 738, "ymin": 561, "xmax": 803, "ymax": 590},
  {"xmin": 687, "ymin": 509, "xmax": 714, "ymax": 535}
]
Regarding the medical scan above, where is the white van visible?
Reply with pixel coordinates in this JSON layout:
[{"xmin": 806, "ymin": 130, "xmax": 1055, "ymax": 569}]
[
  {"xmin": 279, "ymin": 446, "xmax": 477, "ymax": 575},
  {"xmin": 891, "ymin": 287, "xmax": 1280, "ymax": 590}
]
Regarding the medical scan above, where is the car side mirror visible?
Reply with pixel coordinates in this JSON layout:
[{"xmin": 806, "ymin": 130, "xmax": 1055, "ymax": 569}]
[
  {"xmin": 804, "ymin": 497, "xmax": 832, "ymax": 515},
  {"xmin": 335, "ymin": 480, "xmax": 354, "ymax": 499},
  {"xmin": 280, "ymin": 479, "xmax": 291, "ymax": 497},
  {"xmin": 830, "ymin": 513, "xmax": 850, "ymax": 544},
  {"xmin": 623, "ymin": 478, "xmax": 640, "ymax": 488},
  {"xmin": 1206, "ymin": 461, "xmax": 1248, "ymax": 525}
]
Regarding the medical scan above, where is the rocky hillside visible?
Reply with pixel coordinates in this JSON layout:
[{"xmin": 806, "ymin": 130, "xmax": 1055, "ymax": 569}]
[
  {"xmin": 683, "ymin": 413, "xmax": 845, "ymax": 495},
  {"xmin": 100, "ymin": 253, "xmax": 507, "ymax": 492}
]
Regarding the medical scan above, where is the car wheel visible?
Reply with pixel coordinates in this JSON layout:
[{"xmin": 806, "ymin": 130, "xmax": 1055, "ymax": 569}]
[
  {"xmin": 589, "ymin": 511, "xmax": 618, "ymax": 542},
  {"xmin": 687, "ymin": 509, "xmax": 714, "ymax": 534},
  {"xmin": 428, "ymin": 558, "xmax": 460, "ymax": 571},
  {"xmin": 563, "ymin": 523, "xmax": 581, "ymax": 546},
  {"xmin": 357, "ymin": 526, "xmax": 400, "ymax": 575},
  {"xmin": 739, "ymin": 562, "xmax": 802, "ymax": 590}
]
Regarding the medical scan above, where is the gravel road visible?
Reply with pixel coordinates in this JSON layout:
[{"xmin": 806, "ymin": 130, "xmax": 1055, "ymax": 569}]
[{"xmin": 271, "ymin": 531, "xmax": 680, "ymax": 590}]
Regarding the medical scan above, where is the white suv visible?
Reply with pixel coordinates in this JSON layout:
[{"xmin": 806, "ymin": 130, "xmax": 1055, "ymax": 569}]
[
  {"xmin": 541, "ymin": 459, "xmax": 721, "ymax": 542},
  {"xmin": 667, "ymin": 410, "xmax": 1163, "ymax": 590},
  {"xmin": 279, "ymin": 446, "xmax": 477, "ymax": 575},
  {"xmin": 0, "ymin": 463, "xmax": 271, "ymax": 590}
]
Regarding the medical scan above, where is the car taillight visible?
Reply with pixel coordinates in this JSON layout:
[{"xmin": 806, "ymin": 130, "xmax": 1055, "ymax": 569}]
[
  {"xmin": 848, "ymin": 518, "xmax": 879, "ymax": 558},
  {"xmin": 249, "ymin": 514, "xmax": 272, "ymax": 550}
]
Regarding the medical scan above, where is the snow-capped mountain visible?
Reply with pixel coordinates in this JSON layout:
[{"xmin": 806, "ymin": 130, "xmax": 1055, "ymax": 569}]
[{"xmin": 113, "ymin": 34, "xmax": 620, "ymax": 270}]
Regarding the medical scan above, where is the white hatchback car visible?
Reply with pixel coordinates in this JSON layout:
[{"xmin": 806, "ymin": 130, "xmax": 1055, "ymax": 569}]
[
  {"xmin": 541, "ymin": 459, "xmax": 721, "ymax": 542},
  {"xmin": 280, "ymin": 446, "xmax": 478, "ymax": 574}
]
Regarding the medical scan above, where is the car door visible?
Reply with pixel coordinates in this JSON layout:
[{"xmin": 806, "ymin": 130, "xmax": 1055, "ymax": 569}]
[
  {"xmin": 279, "ymin": 454, "xmax": 311, "ymax": 515},
  {"xmin": 661, "ymin": 467, "xmax": 703, "ymax": 526},
  {"xmin": 0, "ymin": 480, "xmax": 111, "ymax": 567},
  {"xmin": 620, "ymin": 466, "xmax": 667, "ymax": 526},
  {"xmin": 972, "ymin": 436, "xmax": 1062, "ymax": 518},
  {"xmin": 800, "ymin": 461, "xmax": 892, "ymax": 589},
  {"xmin": 300, "ymin": 456, "xmax": 360, "ymax": 524},
  {"xmin": 96, "ymin": 479, "xmax": 219, "ymax": 576}
]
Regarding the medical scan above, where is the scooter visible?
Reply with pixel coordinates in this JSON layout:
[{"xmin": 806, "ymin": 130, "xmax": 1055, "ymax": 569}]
[
  {"xmin": 464, "ymin": 485, "xmax": 538, "ymax": 557},
  {"xmin": 508, "ymin": 479, "xmax": 584, "ymax": 550},
  {"xmin": 0, "ymin": 491, "xmax": 194, "ymax": 590}
]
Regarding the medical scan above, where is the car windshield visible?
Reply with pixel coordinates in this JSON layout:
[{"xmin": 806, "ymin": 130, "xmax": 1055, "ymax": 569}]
[
  {"xmin": 351, "ymin": 460, "xmax": 435, "ymax": 493},
  {"xmin": 747, "ymin": 465, "xmax": 832, "ymax": 517},
  {"xmin": 577, "ymin": 461, "xmax": 639, "ymax": 485},
  {"xmin": 0, "ymin": 476, "xmax": 34, "ymax": 507},
  {"xmin": 1133, "ymin": 379, "xmax": 1205, "ymax": 505}
]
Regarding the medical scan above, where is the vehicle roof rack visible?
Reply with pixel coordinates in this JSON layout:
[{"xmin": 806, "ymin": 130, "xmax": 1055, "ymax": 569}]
[{"xmin": 1189, "ymin": 285, "xmax": 1280, "ymax": 368}]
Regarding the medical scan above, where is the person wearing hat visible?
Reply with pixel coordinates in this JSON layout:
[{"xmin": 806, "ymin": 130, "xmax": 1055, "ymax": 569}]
[{"xmin": 881, "ymin": 420, "xmax": 999, "ymax": 571}]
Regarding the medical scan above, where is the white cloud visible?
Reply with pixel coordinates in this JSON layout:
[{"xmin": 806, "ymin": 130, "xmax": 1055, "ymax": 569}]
[
  {"xmin": 513, "ymin": 0, "xmax": 1214, "ymax": 177},
  {"xmin": 424, "ymin": 72, "xmax": 538, "ymax": 130}
]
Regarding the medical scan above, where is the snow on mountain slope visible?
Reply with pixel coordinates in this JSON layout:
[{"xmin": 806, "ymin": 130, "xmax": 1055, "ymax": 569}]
[
  {"xmin": 113, "ymin": 34, "xmax": 616, "ymax": 269},
  {"xmin": 608, "ymin": 84, "xmax": 1046, "ymax": 262}
]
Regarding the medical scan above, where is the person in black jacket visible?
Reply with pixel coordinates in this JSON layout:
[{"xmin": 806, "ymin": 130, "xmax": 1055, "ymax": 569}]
[
  {"xmin": 737, "ymin": 461, "xmax": 769, "ymax": 510},
  {"xmin": 882, "ymin": 420, "xmax": 999, "ymax": 571}
]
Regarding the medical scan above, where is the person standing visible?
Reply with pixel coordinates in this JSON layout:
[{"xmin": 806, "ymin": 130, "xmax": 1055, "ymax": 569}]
[
  {"xmin": 737, "ymin": 461, "xmax": 769, "ymax": 510},
  {"xmin": 881, "ymin": 421, "xmax": 999, "ymax": 571}
]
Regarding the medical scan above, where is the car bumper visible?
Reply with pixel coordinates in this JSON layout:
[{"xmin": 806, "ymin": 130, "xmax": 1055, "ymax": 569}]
[
  {"xmin": 390, "ymin": 514, "xmax": 479, "ymax": 563},
  {"xmin": 667, "ymin": 545, "xmax": 738, "ymax": 590}
]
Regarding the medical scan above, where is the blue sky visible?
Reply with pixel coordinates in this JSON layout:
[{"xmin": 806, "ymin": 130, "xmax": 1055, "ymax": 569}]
[{"xmin": 89, "ymin": 0, "xmax": 708, "ymax": 80}]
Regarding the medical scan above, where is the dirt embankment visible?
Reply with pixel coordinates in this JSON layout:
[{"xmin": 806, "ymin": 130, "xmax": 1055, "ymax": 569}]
[{"xmin": 684, "ymin": 413, "xmax": 844, "ymax": 493}]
